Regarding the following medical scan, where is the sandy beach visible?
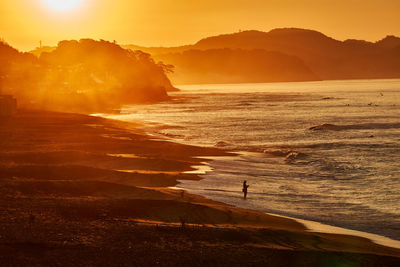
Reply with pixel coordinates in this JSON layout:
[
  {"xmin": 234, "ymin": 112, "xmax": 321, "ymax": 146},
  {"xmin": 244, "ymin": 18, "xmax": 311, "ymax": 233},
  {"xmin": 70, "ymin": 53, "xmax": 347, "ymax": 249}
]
[{"xmin": 1, "ymin": 110, "xmax": 400, "ymax": 266}]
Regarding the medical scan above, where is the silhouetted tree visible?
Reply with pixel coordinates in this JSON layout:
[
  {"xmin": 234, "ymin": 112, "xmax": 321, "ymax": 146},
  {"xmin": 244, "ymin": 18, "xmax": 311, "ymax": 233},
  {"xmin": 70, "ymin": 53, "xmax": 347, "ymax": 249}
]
[{"xmin": 1, "ymin": 39, "xmax": 177, "ymax": 112}]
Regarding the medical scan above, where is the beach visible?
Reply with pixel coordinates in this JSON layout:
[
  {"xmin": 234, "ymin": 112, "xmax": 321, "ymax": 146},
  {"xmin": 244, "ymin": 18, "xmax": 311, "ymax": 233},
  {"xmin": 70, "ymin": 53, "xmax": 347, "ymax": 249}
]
[
  {"xmin": 104, "ymin": 79, "xmax": 400, "ymax": 242},
  {"xmin": 1, "ymin": 109, "xmax": 400, "ymax": 265}
]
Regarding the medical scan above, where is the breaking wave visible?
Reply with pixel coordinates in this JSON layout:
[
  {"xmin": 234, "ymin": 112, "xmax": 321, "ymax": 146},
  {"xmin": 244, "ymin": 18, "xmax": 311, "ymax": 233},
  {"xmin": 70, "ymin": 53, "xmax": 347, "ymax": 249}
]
[{"xmin": 113, "ymin": 79, "xmax": 400, "ymax": 241}]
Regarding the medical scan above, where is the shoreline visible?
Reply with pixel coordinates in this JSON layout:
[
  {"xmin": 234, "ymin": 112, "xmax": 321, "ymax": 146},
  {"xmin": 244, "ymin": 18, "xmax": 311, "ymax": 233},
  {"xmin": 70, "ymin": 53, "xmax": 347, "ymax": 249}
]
[
  {"xmin": 297, "ymin": 217, "xmax": 400, "ymax": 249},
  {"xmin": 100, "ymin": 112, "xmax": 400, "ymax": 252},
  {"xmin": 99, "ymin": 111, "xmax": 400, "ymax": 252},
  {"xmin": 125, "ymin": 114, "xmax": 400, "ymax": 251},
  {"xmin": 174, "ymin": 159, "xmax": 400, "ymax": 250},
  {"xmin": 1, "ymin": 109, "xmax": 400, "ymax": 264}
]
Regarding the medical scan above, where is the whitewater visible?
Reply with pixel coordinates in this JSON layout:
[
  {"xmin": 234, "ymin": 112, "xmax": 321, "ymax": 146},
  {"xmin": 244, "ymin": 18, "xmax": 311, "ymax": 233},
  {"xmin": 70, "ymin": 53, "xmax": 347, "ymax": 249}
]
[{"xmin": 104, "ymin": 79, "xmax": 400, "ymax": 242}]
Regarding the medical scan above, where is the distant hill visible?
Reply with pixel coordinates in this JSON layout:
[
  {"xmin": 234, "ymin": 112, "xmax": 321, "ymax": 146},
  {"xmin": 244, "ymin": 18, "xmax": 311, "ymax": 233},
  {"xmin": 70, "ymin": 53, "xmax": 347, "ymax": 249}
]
[
  {"xmin": 156, "ymin": 48, "xmax": 318, "ymax": 84},
  {"xmin": 375, "ymin": 35, "xmax": 400, "ymax": 50},
  {"xmin": 124, "ymin": 28, "xmax": 400, "ymax": 84},
  {"xmin": 0, "ymin": 41, "xmax": 37, "ymax": 71},
  {"xmin": 1, "ymin": 39, "xmax": 176, "ymax": 112},
  {"xmin": 123, "ymin": 44, "xmax": 191, "ymax": 56},
  {"xmin": 0, "ymin": 41, "xmax": 38, "ymax": 95},
  {"xmin": 29, "ymin": 46, "xmax": 56, "ymax": 57}
]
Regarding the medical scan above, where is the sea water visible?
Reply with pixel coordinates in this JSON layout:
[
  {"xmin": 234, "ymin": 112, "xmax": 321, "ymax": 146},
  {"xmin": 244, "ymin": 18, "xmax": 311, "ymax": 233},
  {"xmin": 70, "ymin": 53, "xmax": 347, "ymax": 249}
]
[{"xmin": 105, "ymin": 79, "xmax": 400, "ymax": 241}]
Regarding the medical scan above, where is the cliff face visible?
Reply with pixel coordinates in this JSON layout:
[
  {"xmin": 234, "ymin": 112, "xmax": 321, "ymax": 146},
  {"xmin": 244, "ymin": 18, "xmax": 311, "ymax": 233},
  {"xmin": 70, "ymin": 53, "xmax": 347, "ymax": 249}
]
[
  {"xmin": 125, "ymin": 28, "xmax": 400, "ymax": 84},
  {"xmin": 1, "ymin": 40, "xmax": 176, "ymax": 113}
]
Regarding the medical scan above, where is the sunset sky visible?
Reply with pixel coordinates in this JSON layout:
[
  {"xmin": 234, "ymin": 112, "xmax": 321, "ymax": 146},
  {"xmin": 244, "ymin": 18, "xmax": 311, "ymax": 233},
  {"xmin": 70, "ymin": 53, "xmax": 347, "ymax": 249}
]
[{"xmin": 1, "ymin": 0, "xmax": 400, "ymax": 51}]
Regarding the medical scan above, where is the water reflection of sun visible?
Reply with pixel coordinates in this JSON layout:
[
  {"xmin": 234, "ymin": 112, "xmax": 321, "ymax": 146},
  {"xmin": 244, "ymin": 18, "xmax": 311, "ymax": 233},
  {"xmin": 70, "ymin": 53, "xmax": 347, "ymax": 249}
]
[{"xmin": 42, "ymin": 0, "xmax": 83, "ymax": 12}]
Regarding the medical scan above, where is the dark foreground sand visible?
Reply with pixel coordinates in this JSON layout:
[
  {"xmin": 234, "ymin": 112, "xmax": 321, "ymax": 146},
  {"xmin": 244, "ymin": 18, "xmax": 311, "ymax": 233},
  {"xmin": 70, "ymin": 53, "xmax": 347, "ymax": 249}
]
[{"xmin": 1, "ymin": 110, "xmax": 400, "ymax": 266}]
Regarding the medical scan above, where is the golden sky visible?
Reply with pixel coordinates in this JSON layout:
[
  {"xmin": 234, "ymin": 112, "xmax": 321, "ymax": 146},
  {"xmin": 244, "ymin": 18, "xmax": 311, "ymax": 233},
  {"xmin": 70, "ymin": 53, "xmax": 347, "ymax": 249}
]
[{"xmin": 1, "ymin": 0, "xmax": 400, "ymax": 51}]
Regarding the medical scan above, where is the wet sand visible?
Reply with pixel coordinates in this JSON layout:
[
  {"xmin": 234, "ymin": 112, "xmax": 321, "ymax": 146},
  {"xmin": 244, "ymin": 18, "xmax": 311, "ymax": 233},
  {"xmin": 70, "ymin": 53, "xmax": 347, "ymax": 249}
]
[{"xmin": 0, "ymin": 110, "xmax": 400, "ymax": 266}]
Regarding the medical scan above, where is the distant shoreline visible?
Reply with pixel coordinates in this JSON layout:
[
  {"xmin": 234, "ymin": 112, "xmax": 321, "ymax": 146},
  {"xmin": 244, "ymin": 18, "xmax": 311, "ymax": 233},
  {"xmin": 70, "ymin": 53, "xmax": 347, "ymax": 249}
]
[{"xmin": 173, "ymin": 77, "xmax": 400, "ymax": 87}]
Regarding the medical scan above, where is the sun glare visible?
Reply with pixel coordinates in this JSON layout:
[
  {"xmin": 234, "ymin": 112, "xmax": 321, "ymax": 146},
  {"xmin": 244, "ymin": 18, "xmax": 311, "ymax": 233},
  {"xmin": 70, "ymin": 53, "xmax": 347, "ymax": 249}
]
[{"xmin": 42, "ymin": 0, "xmax": 83, "ymax": 12}]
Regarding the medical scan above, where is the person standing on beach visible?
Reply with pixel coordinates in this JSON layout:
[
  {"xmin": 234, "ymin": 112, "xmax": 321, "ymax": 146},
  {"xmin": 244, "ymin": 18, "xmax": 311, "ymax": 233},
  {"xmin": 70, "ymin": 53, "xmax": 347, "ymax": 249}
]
[{"xmin": 242, "ymin": 180, "xmax": 249, "ymax": 199}]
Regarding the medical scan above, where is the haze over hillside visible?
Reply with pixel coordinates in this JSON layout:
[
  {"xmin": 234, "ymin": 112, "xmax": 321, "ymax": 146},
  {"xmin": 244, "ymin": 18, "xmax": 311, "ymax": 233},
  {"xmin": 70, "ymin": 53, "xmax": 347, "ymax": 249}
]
[
  {"xmin": 124, "ymin": 28, "xmax": 400, "ymax": 84},
  {"xmin": 155, "ymin": 49, "xmax": 318, "ymax": 84},
  {"xmin": 1, "ymin": 39, "xmax": 175, "ymax": 112}
]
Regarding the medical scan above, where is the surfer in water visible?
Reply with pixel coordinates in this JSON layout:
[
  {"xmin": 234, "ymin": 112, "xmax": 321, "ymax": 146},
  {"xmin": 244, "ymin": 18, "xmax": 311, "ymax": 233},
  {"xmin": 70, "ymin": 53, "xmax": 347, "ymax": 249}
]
[{"xmin": 242, "ymin": 180, "xmax": 250, "ymax": 199}]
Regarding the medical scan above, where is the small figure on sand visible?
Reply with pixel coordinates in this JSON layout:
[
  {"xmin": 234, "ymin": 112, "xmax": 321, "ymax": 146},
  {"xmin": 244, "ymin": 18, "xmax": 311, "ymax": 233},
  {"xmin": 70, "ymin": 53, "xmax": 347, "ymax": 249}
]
[{"xmin": 242, "ymin": 180, "xmax": 249, "ymax": 199}]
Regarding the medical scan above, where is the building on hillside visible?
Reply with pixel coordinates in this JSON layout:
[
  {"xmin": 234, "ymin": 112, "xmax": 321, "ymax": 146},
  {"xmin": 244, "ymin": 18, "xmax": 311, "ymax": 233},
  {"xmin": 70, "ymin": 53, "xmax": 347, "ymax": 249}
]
[{"xmin": 0, "ymin": 95, "xmax": 17, "ymax": 117}]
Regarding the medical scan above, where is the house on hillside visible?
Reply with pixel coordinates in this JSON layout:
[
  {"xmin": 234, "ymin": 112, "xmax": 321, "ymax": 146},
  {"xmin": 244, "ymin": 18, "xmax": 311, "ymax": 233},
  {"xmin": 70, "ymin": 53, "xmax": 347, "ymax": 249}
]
[{"xmin": 0, "ymin": 95, "xmax": 17, "ymax": 117}]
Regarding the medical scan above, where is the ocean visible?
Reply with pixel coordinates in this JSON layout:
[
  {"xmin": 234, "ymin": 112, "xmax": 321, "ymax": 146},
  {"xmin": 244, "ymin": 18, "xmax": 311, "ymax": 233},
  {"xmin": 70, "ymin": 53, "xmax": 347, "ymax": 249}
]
[{"xmin": 104, "ymin": 79, "xmax": 400, "ymax": 242}]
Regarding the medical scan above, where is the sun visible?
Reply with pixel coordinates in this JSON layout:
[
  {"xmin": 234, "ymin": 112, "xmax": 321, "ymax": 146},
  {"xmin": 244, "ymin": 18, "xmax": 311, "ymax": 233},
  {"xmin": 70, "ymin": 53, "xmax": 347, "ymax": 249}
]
[{"xmin": 42, "ymin": 0, "xmax": 83, "ymax": 12}]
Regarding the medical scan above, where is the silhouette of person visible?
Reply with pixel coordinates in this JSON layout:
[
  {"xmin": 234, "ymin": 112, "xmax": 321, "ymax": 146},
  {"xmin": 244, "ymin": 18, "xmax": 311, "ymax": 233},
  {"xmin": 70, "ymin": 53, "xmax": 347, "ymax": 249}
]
[{"xmin": 242, "ymin": 180, "xmax": 250, "ymax": 199}]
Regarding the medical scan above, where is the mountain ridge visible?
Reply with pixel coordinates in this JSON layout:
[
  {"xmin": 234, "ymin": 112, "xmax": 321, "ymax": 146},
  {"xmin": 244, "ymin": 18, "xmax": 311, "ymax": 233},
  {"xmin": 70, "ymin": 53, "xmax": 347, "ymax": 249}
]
[
  {"xmin": 28, "ymin": 28, "xmax": 400, "ymax": 84},
  {"xmin": 122, "ymin": 28, "xmax": 400, "ymax": 84}
]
